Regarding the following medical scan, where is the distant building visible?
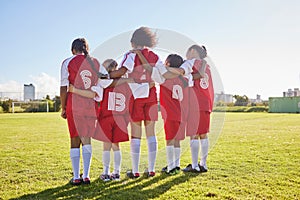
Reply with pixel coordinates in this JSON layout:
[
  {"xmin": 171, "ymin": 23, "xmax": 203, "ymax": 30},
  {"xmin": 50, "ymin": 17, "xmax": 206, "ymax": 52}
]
[
  {"xmin": 24, "ymin": 84, "xmax": 35, "ymax": 101},
  {"xmin": 214, "ymin": 92, "xmax": 233, "ymax": 103},
  {"xmin": 249, "ymin": 94, "xmax": 262, "ymax": 104},
  {"xmin": 283, "ymin": 88, "xmax": 300, "ymax": 97}
]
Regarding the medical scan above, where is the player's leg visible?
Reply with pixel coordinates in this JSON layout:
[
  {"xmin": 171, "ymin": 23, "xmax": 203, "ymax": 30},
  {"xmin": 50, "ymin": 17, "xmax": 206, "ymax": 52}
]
[
  {"xmin": 111, "ymin": 143, "xmax": 121, "ymax": 180},
  {"xmin": 199, "ymin": 133, "xmax": 209, "ymax": 171},
  {"xmin": 100, "ymin": 116, "xmax": 114, "ymax": 181},
  {"xmin": 145, "ymin": 120, "xmax": 157, "ymax": 176},
  {"xmin": 80, "ymin": 136, "xmax": 92, "ymax": 183},
  {"xmin": 174, "ymin": 120, "xmax": 185, "ymax": 171},
  {"xmin": 129, "ymin": 100, "xmax": 144, "ymax": 177},
  {"xmin": 70, "ymin": 137, "xmax": 81, "ymax": 184},
  {"xmin": 67, "ymin": 113, "xmax": 82, "ymax": 185},
  {"xmin": 102, "ymin": 142, "xmax": 112, "ymax": 179},
  {"xmin": 164, "ymin": 120, "xmax": 179, "ymax": 173},
  {"xmin": 166, "ymin": 139, "xmax": 175, "ymax": 173},
  {"xmin": 190, "ymin": 135, "xmax": 200, "ymax": 170},
  {"xmin": 174, "ymin": 139, "xmax": 181, "ymax": 171},
  {"xmin": 144, "ymin": 102, "xmax": 158, "ymax": 176},
  {"xmin": 184, "ymin": 108, "xmax": 201, "ymax": 172},
  {"xmin": 198, "ymin": 111, "xmax": 210, "ymax": 172},
  {"xmin": 130, "ymin": 121, "xmax": 142, "ymax": 176},
  {"xmin": 111, "ymin": 116, "xmax": 128, "ymax": 180}
]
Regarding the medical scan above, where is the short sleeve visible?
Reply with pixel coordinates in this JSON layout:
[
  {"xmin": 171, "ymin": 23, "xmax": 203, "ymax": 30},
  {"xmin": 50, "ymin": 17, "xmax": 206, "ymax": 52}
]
[
  {"xmin": 180, "ymin": 59, "xmax": 194, "ymax": 76},
  {"xmin": 100, "ymin": 64, "xmax": 109, "ymax": 75},
  {"xmin": 151, "ymin": 67, "xmax": 165, "ymax": 84},
  {"xmin": 91, "ymin": 79, "xmax": 114, "ymax": 102},
  {"xmin": 186, "ymin": 73, "xmax": 194, "ymax": 87},
  {"xmin": 98, "ymin": 79, "xmax": 114, "ymax": 89},
  {"xmin": 60, "ymin": 57, "xmax": 73, "ymax": 86},
  {"xmin": 91, "ymin": 85, "xmax": 104, "ymax": 102},
  {"xmin": 155, "ymin": 62, "xmax": 168, "ymax": 75},
  {"xmin": 128, "ymin": 83, "xmax": 150, "ymax": 99},
  {"xmin": 120, "ymin": 52, "xmax": 135, "ymax": 73}
]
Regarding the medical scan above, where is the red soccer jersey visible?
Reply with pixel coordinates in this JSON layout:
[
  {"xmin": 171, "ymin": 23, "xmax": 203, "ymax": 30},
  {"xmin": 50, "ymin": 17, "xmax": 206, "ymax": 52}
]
[
  {"xmin": 159, "ymin": 76, "xmax": 189, "ymax": 122},
  {"xmin": 121, "ymin": 48, "xmax": 161, "ymax": 103},
  {"xmin": 62, "ymin": 55, "xmax": 100, "ymax": 117},
  {"xmin": 99, "ymin": 83, "xmax": 133, "ymax": 118},
  {"xmin": 189, "ymin": 59, "xmax": 214, "ymax": 112}
]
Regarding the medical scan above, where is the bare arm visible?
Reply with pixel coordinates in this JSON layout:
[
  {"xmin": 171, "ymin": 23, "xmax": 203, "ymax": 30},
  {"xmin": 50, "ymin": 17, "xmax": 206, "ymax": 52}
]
[
  {"xmin": 109, "ymin": 66, "xmax": 128, "ymax": 79},
  {"xmin": 69, "ymin": 85, "xmax": 96, "ymax": 99},
  {"xmin": 167, "ymin": 67, "xmax": 185, "ymax": 75},
  {"xmin": 60, "ymin": 86, "xmax": 67, "ymax": 119}
]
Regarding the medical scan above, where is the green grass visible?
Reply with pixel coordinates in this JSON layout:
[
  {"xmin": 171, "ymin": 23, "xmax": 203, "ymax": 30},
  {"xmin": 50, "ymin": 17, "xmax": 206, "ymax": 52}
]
[{"xmin": 0, "ymin": 113, "xmax": 299, "ymax": 199}]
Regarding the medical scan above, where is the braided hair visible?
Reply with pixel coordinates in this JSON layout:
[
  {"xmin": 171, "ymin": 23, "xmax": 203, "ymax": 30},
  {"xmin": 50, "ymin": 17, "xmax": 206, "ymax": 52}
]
[{"xmin": 71, "ymin": 38, "xmax": 107, "ymax": 79}]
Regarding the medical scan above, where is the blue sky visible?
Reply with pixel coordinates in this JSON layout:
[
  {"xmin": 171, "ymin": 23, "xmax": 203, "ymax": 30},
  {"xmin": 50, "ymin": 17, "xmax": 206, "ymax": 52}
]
[{"xmin": 0, "ymin": 0, "xmax": 299, "ymax": 100}]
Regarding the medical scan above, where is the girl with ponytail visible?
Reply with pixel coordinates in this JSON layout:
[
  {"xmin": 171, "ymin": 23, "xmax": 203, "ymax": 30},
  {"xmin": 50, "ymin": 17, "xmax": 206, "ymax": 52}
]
[
  {"xmin": 181, "ymin": 45, "xmax": 214, "ymax": 173},
  {"xmin": 60, "ymin": 38, "xmax": 102, "ymax": 185}
]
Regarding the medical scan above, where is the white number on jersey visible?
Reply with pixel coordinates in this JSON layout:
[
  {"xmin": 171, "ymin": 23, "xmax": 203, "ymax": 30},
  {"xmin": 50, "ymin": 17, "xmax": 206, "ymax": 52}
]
[
  {"xmin": 108, "ymin": 92, "xmax": 126, "ymax": 112},
  {"xmin": 172, "ymin": 85, "xmax": 183, "ymax": 101},
  {"xmin": 200, "ymin": 73, "xmax": 209, "ymax": 89},
  {"xmin": 80, "ymin": 70, "xmax": 92, "ymax": 89}
]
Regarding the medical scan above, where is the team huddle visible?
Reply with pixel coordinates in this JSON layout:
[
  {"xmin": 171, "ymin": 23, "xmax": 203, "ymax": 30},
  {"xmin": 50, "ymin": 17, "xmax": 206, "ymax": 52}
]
[{"xmin": 60, "ymin": 27, "xmax": 214, "ymax": 185}]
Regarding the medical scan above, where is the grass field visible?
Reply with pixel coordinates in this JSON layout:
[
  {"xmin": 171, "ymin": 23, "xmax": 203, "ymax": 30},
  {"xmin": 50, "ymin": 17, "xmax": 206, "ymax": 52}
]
[{"xmin": 0, "ymin": 112, "xmax": 299, "ymax": 199}]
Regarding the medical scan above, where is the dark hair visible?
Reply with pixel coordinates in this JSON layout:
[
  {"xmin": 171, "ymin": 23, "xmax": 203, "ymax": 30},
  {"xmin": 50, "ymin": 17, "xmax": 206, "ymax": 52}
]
[
  {"xmin": 166, "ymin": 54, "xmax": 184, "ymax": 68},
  {"xmin": 71, "ymin": 38, "xmax": 89, "ymax": 53},
  {"xmin": 166, "ymin": 54, "xmax": 188, "ymax": 87},
  {"xmin": 130, "ymin": 27, "xmax": 157, "ymax": 48},
  {"xmin": 188, "ymin": 45, "xmax": 207, "ymax": 59},
  {"xmin": 71, "ymin": 38, "xmax": 107, "ymax": 79}
]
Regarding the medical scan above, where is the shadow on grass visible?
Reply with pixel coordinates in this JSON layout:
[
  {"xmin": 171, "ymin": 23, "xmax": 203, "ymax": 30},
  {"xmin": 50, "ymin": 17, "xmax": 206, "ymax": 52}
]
[{"xmin": 11, "ymin": 172, "xmax": 201, "ymax": 200}]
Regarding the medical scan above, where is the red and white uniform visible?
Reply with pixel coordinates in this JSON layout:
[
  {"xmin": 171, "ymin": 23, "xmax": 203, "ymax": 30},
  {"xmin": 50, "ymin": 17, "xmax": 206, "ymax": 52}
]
[
  {"xmin": 60, "ymin": 55, "xmax": 100, "ymax": 138},
  {"xmin": 159, "ymin": 76, "xmax": 189, "ymax": 140},
  {"xmin": 92, "ymin": 80, "xmax": 149, "ymax": 143},
  {"xmin": 120, "ymin": 48, "xmax": 163, "ymax": 121},
  {"xmin": 93, "ymin": 81, "xmax": 132, "ymax": 143},
  {"xmin": 181, "ymin": 59, "xmax": 214, "ymax": 136}
]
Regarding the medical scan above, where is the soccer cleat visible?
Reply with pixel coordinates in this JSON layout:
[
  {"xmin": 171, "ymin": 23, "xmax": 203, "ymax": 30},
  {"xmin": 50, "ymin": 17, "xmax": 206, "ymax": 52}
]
[
  {"xmin": 182, "ymin": 164, "xmax": 201, "ymax": 173},
  {"xmin": 162, "ymin": 166, "xmax": 177, "ymax": 175},
  {"xmin": 144, "ymin": 169, "xmax": 155, "ymax": 177},
  {"xmin": 174, "ymin": 166, "xmax": 181, "ymax": 174},
  {"xmin": 110, "ymin": 173, "xmax": 120, "ymax": 181},
  {"xmin": 161, "ymin": 166, "xmax": 168, "ymax": 172},
  {"xmin": 126, "ymin": 170, "xmax": 140, "ymax": 179},
  {"xmin": 148, "ymin": 171, "xmax": 155, "ymax": 177},
  {"xmin": 69, "ymin": 178, "xmax": 82, "ymax": 186},
  {"xmin": 82, "ymin": 177, "xmax": 90, "ymax": 184},
  {"xmin": 182, "ymin": 164, "xmax": 193, "ymax": 172},
  {"xmin": 100, "ymin": 174, "xmax": 111, "ymax": 182},
  {"xmin": 198, "ymin": 164, "xmax": 208, "ymax": 173},
  {"xmin": 166, "ymin": 168, "xmax": 177, "ymax": 175}
]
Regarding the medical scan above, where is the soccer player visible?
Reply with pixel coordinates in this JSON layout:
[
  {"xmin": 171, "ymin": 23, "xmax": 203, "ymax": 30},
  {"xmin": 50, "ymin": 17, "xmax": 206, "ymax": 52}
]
[
  {"xmin": 159, "ymin": 54, "xmax": 189, "ymax": 174},
  {"xmin": 181, "ymin": 45, "xmax": 214, "ymax": 173},
  {"xmin": 60, "ymin": 38, "xmax": 106, "ymax": 185},
  {"xmin": 109, "ymin": 27, "xmax": 163, "ymax": 178},
  {"xmin": 133, "ymin": 51, "xmax": 190, "ymax": 174}
]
